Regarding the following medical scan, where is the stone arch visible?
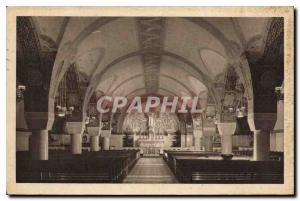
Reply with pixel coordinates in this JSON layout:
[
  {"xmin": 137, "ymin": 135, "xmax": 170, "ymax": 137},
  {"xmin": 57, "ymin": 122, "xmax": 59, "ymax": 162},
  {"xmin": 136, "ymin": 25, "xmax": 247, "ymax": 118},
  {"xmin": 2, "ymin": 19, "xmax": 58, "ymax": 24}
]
[
  {"xmin": 48, "ymin": 17, "xmax": 258, "ymax": 130},
  {"xmin": 47, "ymin": 18, "xmax": 119, "ymax": 130}
]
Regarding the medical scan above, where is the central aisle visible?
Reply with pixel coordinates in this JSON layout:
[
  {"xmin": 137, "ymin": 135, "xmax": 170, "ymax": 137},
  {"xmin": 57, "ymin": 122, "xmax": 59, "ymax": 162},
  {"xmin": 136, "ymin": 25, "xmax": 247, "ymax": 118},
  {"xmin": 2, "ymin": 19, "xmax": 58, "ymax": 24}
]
[{"xmin": 123, "ymin": 157, "xmax": 178, "ymax": 183}]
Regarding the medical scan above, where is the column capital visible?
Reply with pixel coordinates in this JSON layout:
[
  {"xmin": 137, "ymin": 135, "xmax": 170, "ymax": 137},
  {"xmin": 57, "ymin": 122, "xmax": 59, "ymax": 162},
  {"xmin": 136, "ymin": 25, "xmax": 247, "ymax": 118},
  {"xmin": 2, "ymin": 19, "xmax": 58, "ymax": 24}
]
[
  {"xmin": 87, "ymin": 126, "xmax": 100, "ymax": 136},
  {"xmin": 64, "ymin": 121, "xmax": 84, "ymax": 134},
  {"xmin": 248, "ymin": 113, "xmax": 277, "ymax": 131},
  {"xmin": 203, "ymin": 118, "xmax": 216, "ymax": 128},
  {"xmin": 25, "ymin": 112, "xmax": 54, "ymax": 130},
  {"xmin": 101, "ymin": 130, "xmax": 111, "ymax": 137},
  {"xmin": 217, "ymin": 122, "xmax": 236, "ymax": 136}
]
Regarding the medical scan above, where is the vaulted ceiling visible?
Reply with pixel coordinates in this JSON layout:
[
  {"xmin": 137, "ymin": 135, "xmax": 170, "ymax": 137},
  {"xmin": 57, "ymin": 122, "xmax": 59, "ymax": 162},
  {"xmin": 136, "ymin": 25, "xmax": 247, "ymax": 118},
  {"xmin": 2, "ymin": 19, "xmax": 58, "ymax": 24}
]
[{"xmin": 31, "ymin": 16, "xmax": 273, "ymax": 108}]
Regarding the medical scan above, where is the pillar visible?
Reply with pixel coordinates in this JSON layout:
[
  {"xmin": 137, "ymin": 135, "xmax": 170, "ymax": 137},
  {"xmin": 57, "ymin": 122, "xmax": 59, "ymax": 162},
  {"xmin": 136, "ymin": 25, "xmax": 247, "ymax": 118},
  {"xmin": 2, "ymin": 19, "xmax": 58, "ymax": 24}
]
[
  {"xmin": 217, "ymin": 122, "xmax": 236, "ymax": 160},
  {"xmin": 253, "ymin": 130, "xmax": 270, "ymax": 161},
  {"xmin": 248, "ymin": 113, "xmax": 276, "ymax": 161},
  {"xmin": 16, "ymin": 131, "xmax": 31, "ymax": 151},
  {"xmin": 64, "ymin": 122, "xmax": 84, "ymax": 154},
  {"xmin": 102, "ymin": 137, "xmax": 110, "ymax": 150},
  {"xmin": 29, "ymin": 129, "xmax": 48, "ymax": 160},
  {"xmin": 203, "ymin": 120, "xmax": 216, "ymax": 152},
  {"xmin": 221, "ymin": 135, "xmax": 232, "ymax": 155},
  {"xmin": 25, "ymin": 111, "xmax": 54, "ymax": 161},
  {"xmin": 193, "ymin": 130, "xmax": 202, "ymax": 150},
  {"xmin": 181, "ymin": 134, "xmax": 186, "ymax": 148},
  {"xmin": 87, "ymin": 127, "xmax": 101, "ymax": 152},
  {"xmin": 193, "ymin": 115, "xmax": 203, "ymax": 151},
  {"xmin": 271, "ymin": 99, "xmax": 284, "ymax": 152},
  {"xmin": 90, "ymin": 135, "xmax": 99, "ymax": 151},
  {"xmin": 71, "ymin": 134, "xmax": 82, "ymax": 154},
  {"xmin": 203, "ymin": 135, "xmax": 213, "ymax": 152}
]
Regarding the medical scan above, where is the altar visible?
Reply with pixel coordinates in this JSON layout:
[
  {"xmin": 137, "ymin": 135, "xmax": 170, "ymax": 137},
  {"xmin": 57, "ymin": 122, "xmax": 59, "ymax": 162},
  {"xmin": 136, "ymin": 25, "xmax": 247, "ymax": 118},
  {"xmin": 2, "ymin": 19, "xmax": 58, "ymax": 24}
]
[
  {"xmin": 137, "ymin": 136, "xmax": 164, "ymax": 156},
  {"xmin": 122, "ymin": 112, "xmax": 180, "ymax": 156}
]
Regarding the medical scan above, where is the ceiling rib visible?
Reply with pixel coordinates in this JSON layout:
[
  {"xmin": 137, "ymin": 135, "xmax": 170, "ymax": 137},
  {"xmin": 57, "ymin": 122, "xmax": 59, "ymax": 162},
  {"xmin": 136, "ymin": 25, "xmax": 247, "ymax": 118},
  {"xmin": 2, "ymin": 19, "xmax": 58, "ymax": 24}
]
[{"xmin": 137, "ymin": 17, "xmax": 165, "ymax": 94}]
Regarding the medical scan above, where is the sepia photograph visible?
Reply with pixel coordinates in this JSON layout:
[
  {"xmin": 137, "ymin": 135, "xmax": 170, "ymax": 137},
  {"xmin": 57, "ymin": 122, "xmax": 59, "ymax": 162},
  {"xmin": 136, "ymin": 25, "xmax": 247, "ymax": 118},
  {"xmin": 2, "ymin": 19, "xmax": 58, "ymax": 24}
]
[{"xmin": 6, "ymin": 6, "xmax": 294, "ymax": 195}]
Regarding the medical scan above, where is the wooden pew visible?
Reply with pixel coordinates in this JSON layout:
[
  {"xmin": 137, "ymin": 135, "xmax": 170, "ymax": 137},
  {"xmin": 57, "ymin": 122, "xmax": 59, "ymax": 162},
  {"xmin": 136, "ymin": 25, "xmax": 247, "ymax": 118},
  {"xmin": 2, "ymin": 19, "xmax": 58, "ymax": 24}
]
[
  {"xmin": 16, "ymin": 150, "xmax": 140, "ymax": 183},
  {"xmin": 163, "ymin": 151, "xmax": 283, "ymax": 184}
]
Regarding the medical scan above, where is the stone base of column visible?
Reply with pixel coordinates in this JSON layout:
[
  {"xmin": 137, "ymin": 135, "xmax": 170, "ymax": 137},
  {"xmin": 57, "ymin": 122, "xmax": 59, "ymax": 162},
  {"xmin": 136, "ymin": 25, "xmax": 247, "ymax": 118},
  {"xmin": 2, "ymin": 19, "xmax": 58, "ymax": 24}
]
[
  {"xmin": 194, "ymin": 136, "xmax": 201, "ymax": 150},
  {"xmin": 221, "ymin": 154, "xmax": 233, "ymax": 160},
  {"xmin": 16, "ymin": 131, "xmax": 31, "ymax": 151},
  {"xmin": 29, "ymin": 130, "xmax": 48, "ymax": 160},
  {"xmin": 217, "ymin": 122, "xmax": 235, "ymax": 160},
  {"xmin": 90, "ymin": 136, "xmax": 99, "ymax": 151},
  {"xmin": 71, "ymin": 134, "xmax": 82, "ymax": 154},
  {"xmin": 221, "ymin": 135, "xmax": 233, "ymax": 156},
  {"xmin": 102, "ymin": 137, "xmax": 110, "ymax": 150},
  {"xmin": 203, "ymin": 136, "xmax": 213, "ymax": 152},
  {"xmin": 254, "ymin": 130, "xmax": 270, "ymax": 161}
]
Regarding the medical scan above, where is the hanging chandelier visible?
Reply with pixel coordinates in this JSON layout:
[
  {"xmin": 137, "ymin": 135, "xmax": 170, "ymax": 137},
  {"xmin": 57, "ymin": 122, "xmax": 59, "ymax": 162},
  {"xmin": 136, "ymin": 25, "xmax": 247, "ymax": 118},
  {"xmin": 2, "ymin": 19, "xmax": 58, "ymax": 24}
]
[
  {"xmin": 55, "ymin": 73, "xmax": 74, "ymax": 117},
  {"xmin": 222, "ymin": 66, "xmax": 248, "ymax": 118}
]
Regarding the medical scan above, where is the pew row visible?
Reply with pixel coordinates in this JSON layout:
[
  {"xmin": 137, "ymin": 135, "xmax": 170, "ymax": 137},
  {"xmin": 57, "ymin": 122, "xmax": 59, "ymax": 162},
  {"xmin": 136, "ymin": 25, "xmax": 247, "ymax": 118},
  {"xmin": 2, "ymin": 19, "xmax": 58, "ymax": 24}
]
[
  {"xmin": 164, "ymin": 151, "xmax": 283, "ymax": 183},
  {"xmin": 16, "ymin": 150, "xmax": 140, "ymax": 183}
]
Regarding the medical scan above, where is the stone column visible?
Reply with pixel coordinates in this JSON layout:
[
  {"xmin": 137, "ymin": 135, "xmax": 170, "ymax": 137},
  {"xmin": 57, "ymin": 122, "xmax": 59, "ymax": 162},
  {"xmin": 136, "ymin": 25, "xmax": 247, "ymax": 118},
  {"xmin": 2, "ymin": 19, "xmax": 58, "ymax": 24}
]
[
  {"xmin": 25, "ymin": 111, "xmax": 54, "ymax": 160},
  {"xmin": 90, "ymin": 136, "xmax": 100, "ymax": 151},
  {"xmin": 253, "ymin": 130, "xmax": 270, "ymax": 160},
  {"xmin": 16, "ymin": 131, "xmax": 31, "ymax": 151},
  {"xmin": 181, "ymin": 134, "xmax": 186, "ymax": 148},
  {"xmin": 203, "ymin": 119, "xmax": 216, "ymax": 152},
  {"xmin": 203, "ymin": 135, "xmax": 214, "ymax": 152},
  {"xmin": 217, "ymin": 122, "xmax": 236, "ymax": 160},
  {"xmin": 16, "ymin": 100, "xmax": 31, "ymax": 151},
  {"xmin": 71, "ymin": 134, "xmax": 82, "ymax": 154},
  {"xmin": 193, "ymin": 130, "xmax": 203, "ymax": 150},
  {"xmin": 64, "ymin": 122, "xmax": 84, "ymax": 154},
  {"xmin": 192, "ymin": 115, "xmax": 203, "ymax": 150},
  {"xmin": 272, "ymin": 99, "xmax": 284, "ymax": 152},
  {"xmin": 103, "ymin": 137, "xmax": 110, "ymax": 150},
  {"xmin": 87, "ymin": 127, "xmax": 100, "ymax": 151},
  {"xmin": 100, "ymin": 129, "xmax": 111, "ymax": 150},
  {"xmin": 248, "ymin": 113, "xmax": 276, "ymax": 161},
  {"xmin": 30, "ymin": 129, "xmax": 49, "ymax": 160}
]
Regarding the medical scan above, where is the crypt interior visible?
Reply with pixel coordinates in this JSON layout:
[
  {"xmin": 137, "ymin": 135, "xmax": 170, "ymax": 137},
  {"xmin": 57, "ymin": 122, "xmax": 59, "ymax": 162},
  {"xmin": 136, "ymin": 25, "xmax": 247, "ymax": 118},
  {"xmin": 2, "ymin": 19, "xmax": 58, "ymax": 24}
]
[{"xmin": 16, "ymin": 17, "xmax": 284, "ymax": 183}]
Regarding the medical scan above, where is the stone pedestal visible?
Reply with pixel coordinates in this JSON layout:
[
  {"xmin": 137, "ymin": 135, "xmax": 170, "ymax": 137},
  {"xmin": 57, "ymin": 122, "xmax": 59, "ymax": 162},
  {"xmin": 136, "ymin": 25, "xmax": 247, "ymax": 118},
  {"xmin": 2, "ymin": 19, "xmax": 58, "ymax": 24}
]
[
  {"xmin": 203, "ymin": 122, "xmax": 216, "ymax": 152},
  {"xmin": 203, "ymin": 135, "xmax": 214, "ymax": 152},
  {"xmin": 29, "ymin": 130, "xmax": 48, "ymax": 160},
  {"xmin": 102, "ymin": 137, "xmax": 110, "ymax": 150},
  {"xmin": 71, "ymin": 134, "xmax": 82, "ymax": 154},
  {"xmin": 101, "ymin": 130, "xmax": 111, "ymax": 150},
  {"xmin": 64, "ymin": 122, "xmax": 84, "ymax": 154},
  {"xmin": 16, "ymin": 131, "xmax": 31, "ymax": 151},
  {"xmin": 248, "ymin": 113, "xmax": 276, "ymax": 161},
  {"xmin": 217, "ymin": 122, "xmax": 236, "ymax": 160},
  {"xmin": 193, "ymin": 129, "xmax": 203, "ymax": 150},
  {"xmin": 181, "ymin": 135, "xmax": 186, "ymax": 148},
  {"xmin": 87, "ymin": 127, "xmax": 100, "ymax": 152},
  {"xmin": 253, "ymin": 130, "xmax": 270, "ymax": 161},
  {"xmin": 25, "ymin": 111, "xmax": 55, "ymax": 160},
  {"xmin": 90, "ymin": 136, "xmax": 99, "ymax": 151},
  {"xmin": 221, "ymin": 135, "xmax": 233, "ymax": 155}
]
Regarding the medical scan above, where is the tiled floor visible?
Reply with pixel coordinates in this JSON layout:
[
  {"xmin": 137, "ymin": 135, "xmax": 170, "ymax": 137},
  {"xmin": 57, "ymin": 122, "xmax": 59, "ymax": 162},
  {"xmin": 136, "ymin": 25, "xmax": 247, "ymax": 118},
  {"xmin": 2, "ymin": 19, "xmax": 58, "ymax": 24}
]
[{"xmin": 123, "ymin": 157, "xmax": 178, "ymax": 183}]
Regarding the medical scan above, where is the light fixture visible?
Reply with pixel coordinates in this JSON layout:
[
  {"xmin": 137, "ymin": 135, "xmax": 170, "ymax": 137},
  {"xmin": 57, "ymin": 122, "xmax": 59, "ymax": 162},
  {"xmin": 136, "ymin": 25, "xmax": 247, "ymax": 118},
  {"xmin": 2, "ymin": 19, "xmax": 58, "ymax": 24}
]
[
  {"xmin": 228, "ymin": 107, "xmax": 234, "ymax": 113},
  {"xmin": 55, "ymin": 74, "xmax": 74, "ymax": 117},
  {"xmin": 85, "ymin": 117, "xmax": 90, "ymax": 124},
  {"xmin": 275, "ymin": 86, "xmax": 284, "ymax": 100},
  {"xmin": 236, "ymin": 109, "xmax": 243, "ymax": 118},
  {"xmin": 16, "ymin": 84, "xmax": 26, "ymax": 101}
]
